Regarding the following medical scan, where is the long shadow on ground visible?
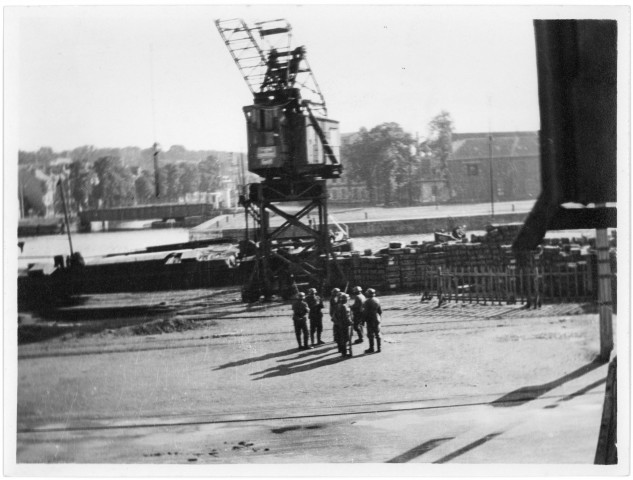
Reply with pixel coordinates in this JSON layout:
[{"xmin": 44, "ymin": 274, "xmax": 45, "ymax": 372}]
[
  {"xmin": 251, "ymin": 347, "xmax": 356, "ymax": 380},
  {"xmin": 491, "ymin": 357, "xmax": 606, "ymax": 407},
  {"xmin": 213, "ymin": 347, "xmax": 306, "ymax": 370}
]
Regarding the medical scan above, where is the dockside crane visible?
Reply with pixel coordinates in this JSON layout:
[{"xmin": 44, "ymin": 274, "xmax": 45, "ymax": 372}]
[{"xmin": 215, "ymin": 18, "xmax": 346, "ymax": 301}]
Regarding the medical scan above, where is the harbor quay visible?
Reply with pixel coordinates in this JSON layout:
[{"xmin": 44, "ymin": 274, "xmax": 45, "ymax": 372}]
[{"xmin": 15, "ymin": 286, "xmax": 615, "ymax": 468}]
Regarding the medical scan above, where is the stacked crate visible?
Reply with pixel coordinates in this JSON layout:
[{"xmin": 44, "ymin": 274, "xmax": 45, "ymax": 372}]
[
  {"xmin": 397, "ymin": 253, "xmax": 418, "ymax": 290},
  {"xmin": 384, "ymin": 256, "xmax": 401, "ymax": 291},
  {"xmin": 324, "ymin": 232, "xmax": 610, "ymax": 304},
  {"xmin": 349, "ymin": 253, "xmax": 362, "ymax": 286},
  {"xmin": 350, "ymin": 255, "xmax": 389, "ymax": 291}
]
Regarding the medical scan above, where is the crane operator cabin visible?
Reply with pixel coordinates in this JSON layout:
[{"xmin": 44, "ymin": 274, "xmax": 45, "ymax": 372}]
[{"xmin": 216, "ymin": 18, "xmax": 342, "ymax": 182}]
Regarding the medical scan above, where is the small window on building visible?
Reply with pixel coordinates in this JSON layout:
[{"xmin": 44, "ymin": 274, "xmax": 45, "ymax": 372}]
[
  {"xmin": 467, "ymin": 164, "xmax": 479, "ymax": 176},
  {"xmin": 431, "ymin": 185, "xmax": 438, "ymax": 196}
]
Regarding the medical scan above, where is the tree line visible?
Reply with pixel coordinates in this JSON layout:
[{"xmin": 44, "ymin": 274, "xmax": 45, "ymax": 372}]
[
  {"xmin": 67, "ymin": 156, "xmax": 223, "ymax": 214},
  {"xmin": 18, "ymin": 145, "xmax": 233, "ymax": 216}
]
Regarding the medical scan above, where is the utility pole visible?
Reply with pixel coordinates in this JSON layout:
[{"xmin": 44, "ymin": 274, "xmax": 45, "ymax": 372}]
[
  {"xmin": 489, "ymin": 133, "xmax": 495, "ymax": 218},
  {"xmin": 408, "ymin": 141, "xmax": 414, "ymax": 206},
  {"xmin": 487, "ymin": 95, "xmax": 494, "ymax": 218},
  {"xmin": 153, "ymin": 142, "xmax": 160, "ymax": 198}
]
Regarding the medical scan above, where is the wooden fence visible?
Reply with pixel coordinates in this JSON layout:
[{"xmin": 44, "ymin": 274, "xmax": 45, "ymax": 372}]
[{"xmin": 427, "ymin": 262, "xmax": 595, "ymax": 306}]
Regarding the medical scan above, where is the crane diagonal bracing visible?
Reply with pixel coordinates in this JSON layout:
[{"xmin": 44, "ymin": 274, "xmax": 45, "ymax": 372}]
[{"xmin": 216, "ymin": 17, "xmax": 345, "ymax": 300}]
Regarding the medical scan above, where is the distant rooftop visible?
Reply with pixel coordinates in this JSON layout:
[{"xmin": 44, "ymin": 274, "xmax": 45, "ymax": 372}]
[{"xmin": 451, "ymin": 131, "xmax": 539, "ymax": 160}]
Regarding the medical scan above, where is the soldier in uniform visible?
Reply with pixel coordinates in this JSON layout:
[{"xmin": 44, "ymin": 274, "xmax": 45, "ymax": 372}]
[
  {"xmin": 329, "ymin": 287, "xmax": 341, "ymax": 343},
  {"xmin": 364, "ymin": 288, "xmax": 382, "ymax": 353},
  {"xmin": 306, "ymin": 288, "xmax": 325, "ymax": 346},
  {"xmin": 291, "ymin": 292, "xmax": 311, "ymax": 350},
  {"xmin": 334, "ymin": 293, "xmax": 352, "ymax": 357},
  {"xmin": 350, "ymin": 286, "xmax": 366, "ymax": 344}
]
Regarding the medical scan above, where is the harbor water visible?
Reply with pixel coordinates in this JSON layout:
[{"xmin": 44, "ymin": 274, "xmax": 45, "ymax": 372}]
[
  {"xmin": 18, "ymin": 226, "xmax": 598, "ymax": 271},
  {"xmin": 18, "ymin": 228, "xmax": 191, "ymax": 270},
  {"xmin": 17, "ymin": 228, "xmax": 437, "ymax": 270}
]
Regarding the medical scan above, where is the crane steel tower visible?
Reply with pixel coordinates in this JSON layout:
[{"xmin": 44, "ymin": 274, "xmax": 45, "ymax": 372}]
[{"xmin": 216, "ymin": 18, "xmax": 346, "ymax": 301}]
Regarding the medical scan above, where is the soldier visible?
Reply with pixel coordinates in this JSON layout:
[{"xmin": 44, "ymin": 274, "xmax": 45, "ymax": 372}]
[
  {"xmin": 306, "ymin": 288, "xmax": 325, "ymax": 346},
  {"xmin": 334, "ymin": 293, "xmax": 352, "ymax": 357},
  {"xmin": 329, "ymin": 287, "xmax": 341, "ymax": 343},
  {"xmin": 350, "ymin": 286, "xmax": 366, "ymax": 344},
  {"xmin": 364, "ymin": 288, "xmax": 382, "ymax": 354},
  {"xmin": 291, "ymin": 292, "xmax": 311, "ymax": 350}
]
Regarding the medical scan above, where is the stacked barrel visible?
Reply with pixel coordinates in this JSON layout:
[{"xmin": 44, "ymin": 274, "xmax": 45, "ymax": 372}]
[{"xmin": 331, "ymin": 229, "xmax": 616, "ymax": 306}]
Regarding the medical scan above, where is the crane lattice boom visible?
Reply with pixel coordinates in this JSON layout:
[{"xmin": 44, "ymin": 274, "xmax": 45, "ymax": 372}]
[{"xmin": 215, "ymin": 18, "xmax": 327, "ymax": 116}]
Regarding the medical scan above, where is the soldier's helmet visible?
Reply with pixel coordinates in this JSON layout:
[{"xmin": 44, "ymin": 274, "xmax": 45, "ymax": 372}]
[
  {"xmin": 297, "ymin": 292, "xmax": 306, "ymax": 299},
  {"xmin": 352, "ymin": 286, "xmax": 363, "ymax": 294},
  {"xmin": 366, "ymin": 288, "xmax": 376, "ymax": 297},
  {"xmin": 308, "ymin": 288, "xmax": 317, "ymax": 295},
  {"xmin": 331, "ymin": 287, "xmax": 340, "ymax": 295},
  {"xmin": 339, "ymin": 293, "xmax": 349, "ymax": 303}
]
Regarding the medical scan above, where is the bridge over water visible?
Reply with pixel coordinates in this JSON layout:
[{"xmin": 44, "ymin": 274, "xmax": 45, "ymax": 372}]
[{"xmin": 78, "ymin": 203, "xmax": 220, "ymax": 229}]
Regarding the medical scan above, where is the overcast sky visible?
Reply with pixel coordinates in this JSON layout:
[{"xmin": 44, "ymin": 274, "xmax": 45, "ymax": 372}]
[{"xmin": 6, "ymin": 4, "xmax": 626, "ymax": 153}]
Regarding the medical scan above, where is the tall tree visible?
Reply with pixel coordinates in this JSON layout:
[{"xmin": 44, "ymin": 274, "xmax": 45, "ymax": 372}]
[
  {"xmin": 199, "ymin": 155, "xmax": 221, "ymax": 192},
  {"xmin": 18, "ymin": 168, "xmax": 47, "ymax": 216},
  {"xmin": 179, "ymin": 162, "xmax": 200, "ymax": 197},
  {"xmin": 92, "ymin": 156, "xmax": 134, "ymax": 208},
  {"xmin": 68, "ymin": 160, "xmax": 93, "ymax": 212},
  {"xmin": 427, "ymin": 111, "xmax": 454, "ymax": 194},
  {"xmin": 161, "ymin": 163, "xmax": 181, "ymax": 202},
  {"xmin": 343, "ymin": 128, "xmax": 375, "ymax": 203},
  {"xmin": 345, "ymin": 123, "xmax": 414, "ymax": 205},
  {"xmin": 134, "ymin": 169, "xmax": 155, "ymax": 205}
]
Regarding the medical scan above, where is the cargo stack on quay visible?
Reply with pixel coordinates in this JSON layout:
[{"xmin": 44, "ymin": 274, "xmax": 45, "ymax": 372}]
[{"xmin": 331, "ymin": 225, "xmax": 616, "ymax": 306}]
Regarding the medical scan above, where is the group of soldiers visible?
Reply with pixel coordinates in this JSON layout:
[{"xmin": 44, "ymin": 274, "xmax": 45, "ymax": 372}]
[{"xmin": 291, "ymin": 285, "xmax": 383, "ymax": 357}]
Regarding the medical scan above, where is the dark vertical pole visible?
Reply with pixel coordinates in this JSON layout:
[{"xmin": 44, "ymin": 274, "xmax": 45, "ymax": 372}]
[
  {"xmin": 153, "ymin": 143, "xmax": 160, "ymax": 198},
  {"xmin": 244, "ymin": 200, "xmax": 249, "ymax": 242},
  {"xmin": 489, "ymin": 133, "xmax": 494, "ymax": 218},
  {"xmin": 259, "ymin": 184, "xmax": 270, "ymax": 298},
  {"xmin": 408, "ymin": 141, "xmax": 413, "ymax": 206},
  {"xmin": 57, "ymin": 179, "xmax": 74, "ymax": 257},
  {"xmin": 321, "ymin": 183, "xmax": 330, "ymax": 289}
]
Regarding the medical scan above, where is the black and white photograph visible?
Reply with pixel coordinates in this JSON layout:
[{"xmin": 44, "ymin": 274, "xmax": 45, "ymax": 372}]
[{"xmin": 5, "ymin": 3, "xmax": 629, "ymax": 476}]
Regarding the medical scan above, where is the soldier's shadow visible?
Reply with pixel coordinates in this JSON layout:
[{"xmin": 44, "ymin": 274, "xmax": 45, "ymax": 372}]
[
  {"xmin": 213, "ymin": 347, "xmax": 302, "ymax": 370},
  {"xmin": 251, "ymin": 346, "xmax": 352, "ymax": 380}
]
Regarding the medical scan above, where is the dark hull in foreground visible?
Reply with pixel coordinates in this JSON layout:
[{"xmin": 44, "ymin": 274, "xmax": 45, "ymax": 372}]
[{"xmin": 18, "ymin": 240, "xmax": 253, "ymax": 311}]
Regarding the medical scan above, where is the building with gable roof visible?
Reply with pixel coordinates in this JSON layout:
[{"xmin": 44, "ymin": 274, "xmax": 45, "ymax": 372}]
[{"xmin": 447, "ymin": 131, "xmax": 541, "ymax": 204}]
